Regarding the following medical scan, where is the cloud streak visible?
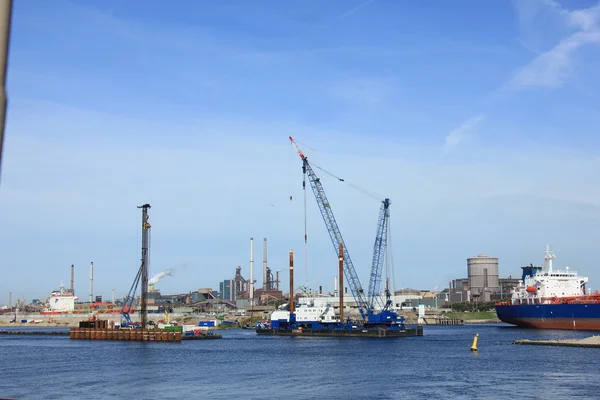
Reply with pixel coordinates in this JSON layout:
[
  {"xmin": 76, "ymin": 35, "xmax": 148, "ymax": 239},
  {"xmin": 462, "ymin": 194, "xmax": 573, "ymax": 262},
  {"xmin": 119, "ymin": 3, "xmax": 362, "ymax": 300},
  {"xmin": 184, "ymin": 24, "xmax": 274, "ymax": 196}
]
[
  {"xmin": 510, "ymin": 0, "xmax": 600, "ymax": 90},
  {"xmin": 339, "ymin": 0, "xmax": 376, "ymax": 19},
  {"xmin": 444, "ymin": 115, "xmax": 485, "ymax": 151}
]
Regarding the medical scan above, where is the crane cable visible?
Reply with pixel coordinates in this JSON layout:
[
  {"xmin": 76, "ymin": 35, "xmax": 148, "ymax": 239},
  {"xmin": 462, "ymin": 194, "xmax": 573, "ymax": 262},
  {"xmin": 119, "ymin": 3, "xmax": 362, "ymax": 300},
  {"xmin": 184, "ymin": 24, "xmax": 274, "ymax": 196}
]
[
  {"xmin": 148, "ymin": 208, "xmax": 152, "ymax": 282},
  {"xmin": 387, "ymin": 213, "xmax": 396, "ymax": 296},
  {"xmin": 303, "ymin": 165, "xmax": 309, "ymax": 286},
  {"xmin": 289, "ymin": 140, "xmax": 293, "ymax": 201},
  {"xmin": 310, "ymin": 161, "xmax": 383, "ymax": 202}
]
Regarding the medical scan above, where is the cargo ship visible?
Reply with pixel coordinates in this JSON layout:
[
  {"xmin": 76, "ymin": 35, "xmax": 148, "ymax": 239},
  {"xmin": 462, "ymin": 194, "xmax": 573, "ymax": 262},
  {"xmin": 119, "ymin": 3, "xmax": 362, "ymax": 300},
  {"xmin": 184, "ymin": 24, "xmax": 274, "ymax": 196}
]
[
  {"xmin": 41, "ymin": 283, "xmax": 133, "ymax": 315},
  {"xmin": 495, "ymin": 245, "xmax": 600, "ymax": 331},
  {"xmin": 41, "ymin": 283, "xmax": 78, "ymax": 315},
  {"xmin": 256, "ymin": 297, "xmax": 423, "ymax": 338}
]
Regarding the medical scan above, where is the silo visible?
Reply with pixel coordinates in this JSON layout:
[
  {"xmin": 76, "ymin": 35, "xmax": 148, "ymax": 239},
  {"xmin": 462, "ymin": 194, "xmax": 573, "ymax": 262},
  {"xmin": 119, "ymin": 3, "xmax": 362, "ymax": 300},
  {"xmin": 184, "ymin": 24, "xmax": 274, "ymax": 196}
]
[{"xmin": 467, "ymin": 254, "xmax": 499, "ymax": 301}]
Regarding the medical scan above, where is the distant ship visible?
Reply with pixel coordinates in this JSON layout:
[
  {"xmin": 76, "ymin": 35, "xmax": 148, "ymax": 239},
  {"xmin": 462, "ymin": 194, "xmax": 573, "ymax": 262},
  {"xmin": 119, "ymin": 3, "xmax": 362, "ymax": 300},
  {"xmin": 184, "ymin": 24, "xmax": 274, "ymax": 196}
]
[
  {"xmin": 41, "ymin": 283, "xmax": 132, "ymax": 315},
  {"xmin": 41, "ymin": 283, "xmax": 78, "ymax": 315},
  {"xmin": 495, "ymin": 245, "xmax": 600, "ymax": 331}
]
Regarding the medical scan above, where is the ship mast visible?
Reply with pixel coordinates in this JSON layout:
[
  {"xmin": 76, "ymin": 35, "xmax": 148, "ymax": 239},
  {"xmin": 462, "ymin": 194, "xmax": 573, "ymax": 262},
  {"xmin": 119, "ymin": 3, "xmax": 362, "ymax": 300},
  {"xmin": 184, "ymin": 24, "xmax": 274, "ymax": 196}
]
[{"xmin": 545, "ymin": 244, "xmax": 555, "ymax": 273}]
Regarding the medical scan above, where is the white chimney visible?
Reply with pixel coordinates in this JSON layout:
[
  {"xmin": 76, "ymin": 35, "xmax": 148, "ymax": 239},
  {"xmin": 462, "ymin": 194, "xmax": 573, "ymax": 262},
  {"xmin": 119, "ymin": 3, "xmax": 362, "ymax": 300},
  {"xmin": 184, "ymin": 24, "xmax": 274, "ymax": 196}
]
[
  {"xmin": 249, "ymin": 238, "xmax": 254, "ymax": 306},
  {"xmin": 334, "ymin": 275, "xmax": 338, "ymax": 296},
  {"xmin": 89, "ymin": 262, "xmax": 94, "ymax": 303}
]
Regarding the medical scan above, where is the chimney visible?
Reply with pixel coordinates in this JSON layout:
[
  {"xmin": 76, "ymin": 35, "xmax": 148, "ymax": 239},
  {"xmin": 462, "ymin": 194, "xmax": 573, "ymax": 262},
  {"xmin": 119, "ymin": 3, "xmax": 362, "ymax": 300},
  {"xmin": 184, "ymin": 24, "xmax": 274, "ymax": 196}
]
[
  {"xmin": 89, "ymin": 262, "xmax": 93, "ymax": 303},
  {"xmin": 263, "ymin": 238, "xmax": 268, "ymax": 290},
  {"xmin": 70, "ymin": 264, "xmax": 75, "ymax": 295},
  {"xmin": 334, "ymin": 276, "xmax": 338, "ymax": 296},
  {"xmin": 249, "ymin": 238, "xmax": 254, "ymax": 306}
]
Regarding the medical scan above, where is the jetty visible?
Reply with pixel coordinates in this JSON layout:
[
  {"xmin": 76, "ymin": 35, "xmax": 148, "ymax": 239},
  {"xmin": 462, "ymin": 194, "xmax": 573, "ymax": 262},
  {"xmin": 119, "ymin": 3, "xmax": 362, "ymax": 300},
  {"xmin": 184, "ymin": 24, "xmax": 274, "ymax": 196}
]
[
  {"xmin": 421, "ymin": 317, "xmax": 464, "ymax": 326},
  {"xmin": 514, "ymin": 336, "xmax": 600, "ymax": 348}
]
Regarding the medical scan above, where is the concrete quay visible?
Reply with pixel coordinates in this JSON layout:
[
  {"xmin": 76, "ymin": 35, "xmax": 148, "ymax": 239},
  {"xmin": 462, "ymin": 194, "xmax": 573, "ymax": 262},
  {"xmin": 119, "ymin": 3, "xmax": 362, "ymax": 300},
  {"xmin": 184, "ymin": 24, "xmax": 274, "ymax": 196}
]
[{"xmin": 514, "ymin": 336, "xmax": 600, "ymax": 348}]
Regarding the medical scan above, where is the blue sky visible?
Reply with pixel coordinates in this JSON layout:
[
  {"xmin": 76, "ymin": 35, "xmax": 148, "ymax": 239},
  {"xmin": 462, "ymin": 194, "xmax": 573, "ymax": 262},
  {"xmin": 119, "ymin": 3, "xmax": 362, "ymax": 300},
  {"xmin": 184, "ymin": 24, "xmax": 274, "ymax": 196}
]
[{"xmin": 1, "ymin": 0, "xmax": 600, "ymax": 302}]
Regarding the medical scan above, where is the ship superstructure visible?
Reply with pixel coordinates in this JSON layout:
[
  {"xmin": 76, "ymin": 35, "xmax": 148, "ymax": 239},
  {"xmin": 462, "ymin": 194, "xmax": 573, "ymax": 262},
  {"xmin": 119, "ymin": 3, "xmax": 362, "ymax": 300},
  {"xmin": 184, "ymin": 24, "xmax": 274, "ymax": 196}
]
[
  {"xmin": 511, "ymin": 245, "xmax": 588, "ymax": 305},
  {"xmin": 41, "ymin": 283, "xmax": 78, "ymax": 314},
  {"xmin": 496, "ymin": 245, "xmax": 600, "ymax": 331}
]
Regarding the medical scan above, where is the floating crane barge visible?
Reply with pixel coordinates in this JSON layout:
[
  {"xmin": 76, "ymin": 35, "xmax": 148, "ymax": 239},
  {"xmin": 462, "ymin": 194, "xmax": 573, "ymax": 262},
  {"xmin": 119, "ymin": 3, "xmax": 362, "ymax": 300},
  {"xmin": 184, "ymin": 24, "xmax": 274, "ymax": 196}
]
[{"xmin": 256, "ymin": 138, "xmax": 423, "ymax": 338}]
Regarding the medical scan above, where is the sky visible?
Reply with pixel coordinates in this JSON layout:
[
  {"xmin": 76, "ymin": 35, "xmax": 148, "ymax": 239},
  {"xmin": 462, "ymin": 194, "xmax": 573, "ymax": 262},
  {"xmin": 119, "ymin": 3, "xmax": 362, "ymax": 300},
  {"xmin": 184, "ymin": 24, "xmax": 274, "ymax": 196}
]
[{"xmin": 1, "ymin": 0, "xmax": 600, "ymax": 303}]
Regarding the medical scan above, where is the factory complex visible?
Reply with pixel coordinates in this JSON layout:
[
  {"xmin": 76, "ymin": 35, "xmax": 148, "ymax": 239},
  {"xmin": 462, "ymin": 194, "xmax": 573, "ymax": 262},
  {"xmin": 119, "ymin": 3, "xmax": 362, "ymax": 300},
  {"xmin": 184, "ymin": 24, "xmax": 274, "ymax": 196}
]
[{"xmin": 1, "ymin": 243, "xmax": 520, "ymax": 320}]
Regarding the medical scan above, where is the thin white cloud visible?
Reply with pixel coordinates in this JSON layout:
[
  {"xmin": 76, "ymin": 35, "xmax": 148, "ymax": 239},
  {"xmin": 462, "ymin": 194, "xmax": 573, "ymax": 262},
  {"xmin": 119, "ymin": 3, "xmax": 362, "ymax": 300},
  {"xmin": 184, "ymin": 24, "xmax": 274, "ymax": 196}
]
[
  {"xmin": 510, "ymin": 0, "xmax": 600, "ymax": 90},
  {"xmin": 327, "ymin": 77, "xmax": 394, "ymax": 105},
  {"xmin": 339, "ymin": 0, "xmax": 376, "ymax": 19},
  {"xmin": 444, "ymin": 115, "xmax": 485, "ymax": 151}
]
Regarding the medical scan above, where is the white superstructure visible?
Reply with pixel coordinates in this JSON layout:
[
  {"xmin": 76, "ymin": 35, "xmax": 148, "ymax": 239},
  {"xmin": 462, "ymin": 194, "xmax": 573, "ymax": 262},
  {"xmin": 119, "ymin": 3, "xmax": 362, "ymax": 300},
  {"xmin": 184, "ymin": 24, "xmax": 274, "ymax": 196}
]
[
  {"xmin": 42, "ymin": 283, "xmax": 78, "ymax": 313},
  {"xmin": 270, "ymin": 297, "xmax": 340, "ymax": 323},
  {"xmin": 511, "ymin": 245, "xmax": 588, "ymax": 305}
]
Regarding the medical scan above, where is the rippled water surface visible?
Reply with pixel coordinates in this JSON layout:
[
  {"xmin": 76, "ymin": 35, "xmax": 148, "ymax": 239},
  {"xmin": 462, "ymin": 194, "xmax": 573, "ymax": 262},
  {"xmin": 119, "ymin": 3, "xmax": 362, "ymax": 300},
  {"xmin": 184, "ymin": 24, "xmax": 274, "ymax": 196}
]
[{"xmin": 1, "ymin": 324, "xmax": 599, "ymax": 399}]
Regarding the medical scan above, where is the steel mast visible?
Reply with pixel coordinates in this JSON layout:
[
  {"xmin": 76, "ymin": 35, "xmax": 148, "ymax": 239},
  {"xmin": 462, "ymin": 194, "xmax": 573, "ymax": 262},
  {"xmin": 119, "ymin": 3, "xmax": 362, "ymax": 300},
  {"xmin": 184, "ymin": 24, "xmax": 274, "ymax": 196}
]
[{"xmin": 137, "ymin": 203, "xmax": 151, "ymax": 328}]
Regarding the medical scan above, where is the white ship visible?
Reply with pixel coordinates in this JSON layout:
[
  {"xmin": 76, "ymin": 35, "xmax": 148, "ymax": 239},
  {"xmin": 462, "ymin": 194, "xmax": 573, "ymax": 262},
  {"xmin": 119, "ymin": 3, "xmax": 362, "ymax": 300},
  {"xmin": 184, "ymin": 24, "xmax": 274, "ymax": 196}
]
[
  {"xmin": 41, "ymin": 283, "xmax": 78, "ymax": 314},
  {"xmin": 267, "ymin": 297, "xmax": 341, "ymax": 325}
]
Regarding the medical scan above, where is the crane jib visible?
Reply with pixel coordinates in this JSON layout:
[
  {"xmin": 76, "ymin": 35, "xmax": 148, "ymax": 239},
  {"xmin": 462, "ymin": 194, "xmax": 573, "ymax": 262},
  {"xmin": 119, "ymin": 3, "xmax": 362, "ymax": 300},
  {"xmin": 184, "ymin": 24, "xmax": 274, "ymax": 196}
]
[
  {"xmin": 303, "ymin": 158, "xmax": 369, "ymax": 320},
  {"xmin": 289, "ymin": 136, "xmax": 399, "ymax": 325}
]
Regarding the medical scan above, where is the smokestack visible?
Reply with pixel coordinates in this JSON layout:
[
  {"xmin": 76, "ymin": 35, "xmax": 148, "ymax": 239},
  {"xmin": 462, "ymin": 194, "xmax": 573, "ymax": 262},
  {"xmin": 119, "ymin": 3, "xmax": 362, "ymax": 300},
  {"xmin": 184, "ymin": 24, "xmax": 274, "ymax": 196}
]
[
  {"xmin": 89, "ymin": 262, "xmax": 93, "ymax": 303},
  {"xmin": 319, "ymin": 285, "xmax": 322, "ymax": 294},
  {"xmin": 263, "ymin": 238, "xmax": 267, "ymax": 290},
  {"xmin": 70, "ymin": 264, "xmax": 74, "ymax": 294},
  {"xmin": 334, "ymin": 276, "xmax": 337, "ymax": 296},
  {"xmin": 249, "ymin": 238, "xmax": 254, "ymax": 306},
  {"xmin": 112, "ymin": 288, "xmax": 115, "ymax": 304},
  {"xmin": 289, "ymin": 249, "xmax": 294, "ymax": 314}
]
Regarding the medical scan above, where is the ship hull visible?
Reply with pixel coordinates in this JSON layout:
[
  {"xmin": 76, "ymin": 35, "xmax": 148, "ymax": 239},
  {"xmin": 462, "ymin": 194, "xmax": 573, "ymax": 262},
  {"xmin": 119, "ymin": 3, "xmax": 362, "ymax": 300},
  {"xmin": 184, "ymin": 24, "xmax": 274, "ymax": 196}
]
[
  {"xmin": 256, "ymin": 326, "xmax": 423, "ymax": 338},
  {"xmin": 496, "ymin": 303, "xmax": 600, "ymax": 331}
]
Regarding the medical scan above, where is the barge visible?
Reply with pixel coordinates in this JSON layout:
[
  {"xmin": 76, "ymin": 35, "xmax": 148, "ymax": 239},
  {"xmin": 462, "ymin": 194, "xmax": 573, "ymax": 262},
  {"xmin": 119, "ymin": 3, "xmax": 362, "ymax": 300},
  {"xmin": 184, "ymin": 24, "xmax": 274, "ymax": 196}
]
[
  {"xmin": 256, "ymin": 324, "xmax": 423, "ymax": 338},
  {"xmin": 256, "ymin": 296, "xmax": 423, "ymax": 338}
]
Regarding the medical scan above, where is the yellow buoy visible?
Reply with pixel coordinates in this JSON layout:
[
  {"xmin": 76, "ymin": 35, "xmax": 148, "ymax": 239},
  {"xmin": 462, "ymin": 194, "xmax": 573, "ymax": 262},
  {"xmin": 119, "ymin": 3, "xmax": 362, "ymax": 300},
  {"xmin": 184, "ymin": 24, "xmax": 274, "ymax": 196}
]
[{"xmin": 471, "ymin": 333, "xmax": 479, "ymax": 351}]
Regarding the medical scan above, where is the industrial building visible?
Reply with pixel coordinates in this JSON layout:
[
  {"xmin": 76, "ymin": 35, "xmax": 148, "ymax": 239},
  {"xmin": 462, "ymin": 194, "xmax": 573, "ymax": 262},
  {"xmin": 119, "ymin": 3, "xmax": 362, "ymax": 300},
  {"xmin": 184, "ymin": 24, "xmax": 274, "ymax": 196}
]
[
  {"xmin": 228, "ymin": 238, "xmax": 284, "ymax": 309},
  {"xmin": 448, "ymin": 254, "xmax": 520, "ymax": 303}
]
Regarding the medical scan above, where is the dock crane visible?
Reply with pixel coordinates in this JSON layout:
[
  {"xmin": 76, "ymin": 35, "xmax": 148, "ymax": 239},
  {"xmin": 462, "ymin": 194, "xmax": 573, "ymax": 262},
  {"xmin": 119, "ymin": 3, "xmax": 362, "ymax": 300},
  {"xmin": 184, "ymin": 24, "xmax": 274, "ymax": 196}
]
[
  {"xmin": 289, "ymin": 137, "xmax": 403, "ymax": 327},
  {"xmin": 120, "ymin": 264, "xmax": 142, "ymax": 328},
  {"xmin": 120, "ymin": 203, "xmax": 152, "ymax": 328}
]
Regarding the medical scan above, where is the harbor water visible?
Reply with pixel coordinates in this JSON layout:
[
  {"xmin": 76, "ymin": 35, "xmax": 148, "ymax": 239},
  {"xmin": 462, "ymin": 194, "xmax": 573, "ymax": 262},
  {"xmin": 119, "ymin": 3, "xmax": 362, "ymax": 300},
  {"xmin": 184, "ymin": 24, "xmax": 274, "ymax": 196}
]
[{"xmin": 1, "ymin": 324, "xmax": 599, "ymax": 399}]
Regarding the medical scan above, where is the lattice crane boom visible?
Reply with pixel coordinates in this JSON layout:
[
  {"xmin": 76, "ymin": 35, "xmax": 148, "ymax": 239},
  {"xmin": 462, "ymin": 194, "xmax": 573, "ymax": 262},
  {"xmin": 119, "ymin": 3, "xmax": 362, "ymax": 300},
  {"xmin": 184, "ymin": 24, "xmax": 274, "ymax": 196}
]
[
  {"xmin": 289, "ymin": 136, "xmax": 369, "ymax": 320},
  {"xmin": 368, "ymin": 198, "xmax": 391, "ymax": 311}
]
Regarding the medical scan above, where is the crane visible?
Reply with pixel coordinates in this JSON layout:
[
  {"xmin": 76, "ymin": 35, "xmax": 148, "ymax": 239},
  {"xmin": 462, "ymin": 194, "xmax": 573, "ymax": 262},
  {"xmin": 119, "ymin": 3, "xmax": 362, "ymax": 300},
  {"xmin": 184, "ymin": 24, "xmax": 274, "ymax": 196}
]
[
  {"xmin": 289, "ymin": 136, "xmax": 403, "ymax": 326},
  {"xmin": 368, "ymin": 198, "xmax": 391, "ymax": 311},
  {"xmin": 120, "ymin": 263, "xmax": 142, "ymax": 328},
  {"xmin": 120, "ymin": 203, "xmax": 152, "ymax": 328}
]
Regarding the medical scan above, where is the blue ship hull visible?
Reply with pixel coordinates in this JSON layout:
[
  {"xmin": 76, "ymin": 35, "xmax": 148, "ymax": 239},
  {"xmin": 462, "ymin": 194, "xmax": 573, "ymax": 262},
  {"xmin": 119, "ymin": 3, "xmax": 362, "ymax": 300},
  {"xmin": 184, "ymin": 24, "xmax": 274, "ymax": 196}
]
[
  {"xmin": 495, "ymin": 303, "xmax": 600, "ymax": 331},
  {"xmin": 256, "ymin": 325, "xmax": 423, "ymax": 337}
]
